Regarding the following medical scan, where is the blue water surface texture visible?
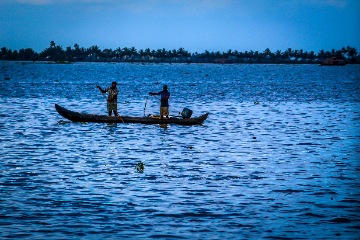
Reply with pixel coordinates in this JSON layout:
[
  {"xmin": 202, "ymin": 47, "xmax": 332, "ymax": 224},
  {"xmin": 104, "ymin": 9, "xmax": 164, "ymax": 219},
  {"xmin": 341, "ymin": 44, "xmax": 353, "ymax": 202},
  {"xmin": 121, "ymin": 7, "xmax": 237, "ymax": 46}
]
[{"xmin": 1, "ymin": 62, "xmax": 360, "ymax": 239}]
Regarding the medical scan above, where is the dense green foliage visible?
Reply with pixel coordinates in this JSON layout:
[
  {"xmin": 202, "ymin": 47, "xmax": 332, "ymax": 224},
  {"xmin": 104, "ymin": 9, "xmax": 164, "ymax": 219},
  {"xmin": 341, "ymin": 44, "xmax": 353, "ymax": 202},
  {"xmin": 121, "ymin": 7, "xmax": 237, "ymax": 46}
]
[{"xmin": 1, "ymin": 41, "xmax": 358, "ymax": 64}]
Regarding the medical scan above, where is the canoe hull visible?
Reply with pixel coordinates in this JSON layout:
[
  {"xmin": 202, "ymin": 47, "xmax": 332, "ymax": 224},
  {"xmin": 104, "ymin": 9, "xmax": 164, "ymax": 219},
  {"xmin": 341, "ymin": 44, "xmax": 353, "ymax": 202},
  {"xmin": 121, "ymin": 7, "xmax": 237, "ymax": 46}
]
[{"xmin": 55, "ymin": 104, "xmax": 208, "ymax": 125}]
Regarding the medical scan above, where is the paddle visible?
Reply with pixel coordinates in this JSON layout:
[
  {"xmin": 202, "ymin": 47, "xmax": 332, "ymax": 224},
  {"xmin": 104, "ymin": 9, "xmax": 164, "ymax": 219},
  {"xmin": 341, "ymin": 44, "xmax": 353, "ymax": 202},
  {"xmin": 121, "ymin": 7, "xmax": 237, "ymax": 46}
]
[{"xmin": 143, "ymin": 96, "xmax": 148, "ymax": 117}]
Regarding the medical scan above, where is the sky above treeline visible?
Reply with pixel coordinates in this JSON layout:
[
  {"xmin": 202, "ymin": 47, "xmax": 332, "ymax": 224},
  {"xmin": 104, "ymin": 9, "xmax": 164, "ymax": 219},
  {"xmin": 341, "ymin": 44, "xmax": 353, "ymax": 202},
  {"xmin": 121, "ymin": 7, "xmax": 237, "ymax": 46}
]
[{"xmin": 1, "ymin": 0, "xmax": 359, "ymax": 54}]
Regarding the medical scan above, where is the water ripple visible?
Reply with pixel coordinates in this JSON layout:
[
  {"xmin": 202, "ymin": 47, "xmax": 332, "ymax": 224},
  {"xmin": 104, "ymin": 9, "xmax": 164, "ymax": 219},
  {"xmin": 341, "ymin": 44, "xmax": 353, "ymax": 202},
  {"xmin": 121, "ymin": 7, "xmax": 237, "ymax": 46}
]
[{"xmin": 1, "ymin": 62, "xmax": 359, "ymax": 239}]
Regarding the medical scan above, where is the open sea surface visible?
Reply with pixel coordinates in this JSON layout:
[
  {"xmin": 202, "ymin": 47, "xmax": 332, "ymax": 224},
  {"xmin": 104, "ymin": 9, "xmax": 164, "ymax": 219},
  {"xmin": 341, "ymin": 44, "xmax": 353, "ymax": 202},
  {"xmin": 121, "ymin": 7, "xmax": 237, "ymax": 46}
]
[{"xmin": 1, "ymin": 61, "xmax": 360, "ymax": 239}]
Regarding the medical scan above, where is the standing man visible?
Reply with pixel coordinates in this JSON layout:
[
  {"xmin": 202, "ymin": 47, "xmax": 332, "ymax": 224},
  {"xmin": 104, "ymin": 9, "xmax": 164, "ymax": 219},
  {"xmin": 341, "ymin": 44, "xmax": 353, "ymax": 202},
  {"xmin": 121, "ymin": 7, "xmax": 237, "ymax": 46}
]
[
  {"xmin": 149, "ymin": 85, "xmax": 170, "ymax": 119},
  {"xmin": 97, "ymin": 81, "xmax": 119, "ymax": 116}
]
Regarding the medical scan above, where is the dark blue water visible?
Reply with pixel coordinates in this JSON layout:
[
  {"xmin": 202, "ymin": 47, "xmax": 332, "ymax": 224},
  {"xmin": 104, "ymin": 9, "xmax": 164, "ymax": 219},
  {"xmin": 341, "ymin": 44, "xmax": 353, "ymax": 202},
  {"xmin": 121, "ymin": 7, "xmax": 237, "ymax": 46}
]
[{"xmin": 1, "ymin": 62, "xmax": 360, "ymax": 239}]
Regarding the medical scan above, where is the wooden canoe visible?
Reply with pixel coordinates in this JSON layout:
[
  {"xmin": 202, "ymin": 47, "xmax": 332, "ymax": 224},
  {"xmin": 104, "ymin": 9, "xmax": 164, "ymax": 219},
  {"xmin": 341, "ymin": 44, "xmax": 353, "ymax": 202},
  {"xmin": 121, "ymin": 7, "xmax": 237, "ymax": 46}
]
[{"xmin": 55, "ymin": 104, "xmax": 209, "ymax": 125}]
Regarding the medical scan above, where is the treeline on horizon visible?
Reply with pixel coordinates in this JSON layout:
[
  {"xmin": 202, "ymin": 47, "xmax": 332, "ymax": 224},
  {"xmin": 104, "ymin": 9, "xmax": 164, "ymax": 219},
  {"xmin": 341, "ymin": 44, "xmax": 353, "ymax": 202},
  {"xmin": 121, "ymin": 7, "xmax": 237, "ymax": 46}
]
[{"xmin": 1, "ymin": 41, "xmax": 359, "ymax": 64}]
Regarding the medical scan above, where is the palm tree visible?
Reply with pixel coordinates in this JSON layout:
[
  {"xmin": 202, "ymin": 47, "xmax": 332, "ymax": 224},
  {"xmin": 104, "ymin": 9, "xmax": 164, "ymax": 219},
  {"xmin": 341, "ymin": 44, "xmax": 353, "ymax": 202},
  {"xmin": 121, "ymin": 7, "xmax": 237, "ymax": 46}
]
[
  {"xmin": 308, "ymin": 51, "xmax": 315, "ymax": 61},
  {"xmin": 66, "ymin": 46, "xmax": 72, "ymax": 60},
  {"xmin": 130, "ymin": 47, "xmax": 137, "ymax": 57},
  {"xmin": 102, "ymin": 48, "xmax": 113, "ymax": 59},
  {"xmin": 203, "ymin": 50, "xmax": 210, "ymax": 57},
  {"xmin": 342, "ymin": 47, "xmax": 348, "ymax": 56},
  {"xmin": 11, "ymin": 50, "xmax": 19, "ymax": 60},
  {"xmin": 181, "ymin": 48, "xmax": 190, "ymax": 58},
  {"xmin": 331, "ymin": 49, "xmax": 336, "ymax": 57},
  {"xmin": 285, "ymin": 48, "xmax": 292, "ymax": 59},
  {"xmin": 215, "ymin": 51, "xmax": 221, "ymax": 58},
  {"xmin": 144, "ymin": 48, "xmax": 151, "ymax": 56},
  {"xmin": 18, "ymin": 48, "xmax": 36, "ymax": 60},
  {"xmin": 0, "ymin": 47, "xmax": 12, "ymax": 60},
  {"xmin": 86, "ymin": 45, "xmax": 101, "ymax": 61},
  {"xmin": 177, "ymin": 47, "xmax": 185, "ymax": 57},
  {"xmin": 89, "ymin": 45, "xmax": 101, "ymax": 56},
  {"xmin": 346, "ymin": 46, "xmax": 358, "ymax": 62},
  {"xmin": 55, "ymin": 45, "xmax": 65, "ymax": 61},
  {"xmin": 114, "ymin": 47, "xmax": 123, "ymax": 59},
  {"xmin": 227, "ymin": 49, "xmax": 233, "ymax": 57},
  {"xmin": 156, "ymin": 48, "xmax": 167, "ymax": 58},
  {"xmin": 72, "ymin": 43, "xmax": 83, "ymax": 60},
  {"xmin": 263, "ymin": 48, "xmax": 272, "ymax": 60},
  {"xmin": 299, "ymin": 49, "xmax": 304, "ymax": 58},
  {"xmin": 335, "ymin": 50, "xmax": 344, "ymax": 59},
  {"xmin": 254, "ymin": 51, "xmax": 261, "ymax": 61},
  {"xmin": 318, "ymin": 49, "xmax": 325, "ymax": 59},
  {"xmin": 170, "ymin": 49, "xmax": 176, "ymax": 58},
  {"xmin": 151, "ymin": 50, "xmax": 156, "ymax": 58},
  {"xmin": 137, "ymin": 49, "xmax": 145, "ymax": 61}
]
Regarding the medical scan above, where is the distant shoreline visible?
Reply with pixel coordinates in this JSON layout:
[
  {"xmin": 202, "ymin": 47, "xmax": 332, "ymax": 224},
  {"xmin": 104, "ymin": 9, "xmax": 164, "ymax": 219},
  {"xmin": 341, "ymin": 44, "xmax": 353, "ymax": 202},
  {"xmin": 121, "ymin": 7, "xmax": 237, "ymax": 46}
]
[
  {"xmin": 1, "ymin": 60, "xmax": 358, "ymax": 65},
  {"xmin": 1, "ymin": 42, "xmax": 359, "ymax": 64}
]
